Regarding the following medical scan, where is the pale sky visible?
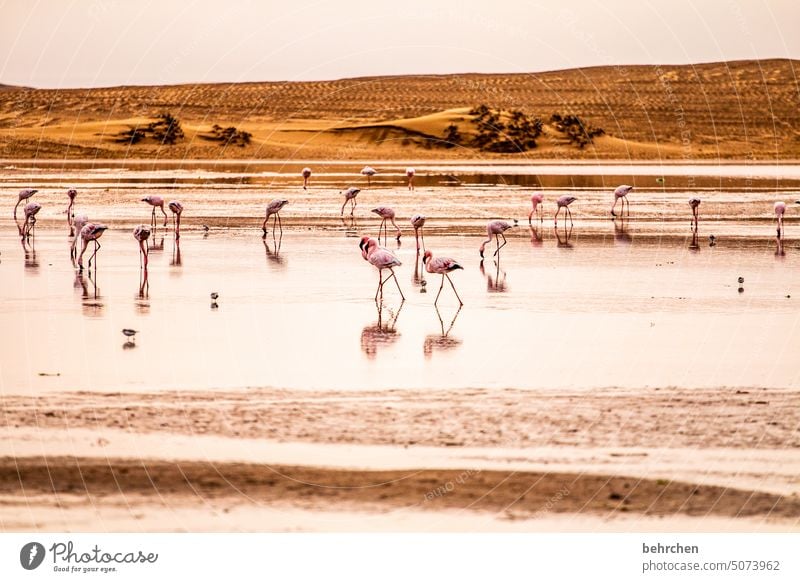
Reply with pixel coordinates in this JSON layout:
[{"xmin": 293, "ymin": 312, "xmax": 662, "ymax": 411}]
[{"xmin": 1, "ymin": 0, "xmax": 798, "ymax": 88}]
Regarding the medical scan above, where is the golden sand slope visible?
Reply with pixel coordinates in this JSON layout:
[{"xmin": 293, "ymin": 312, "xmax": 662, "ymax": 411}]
[{"xmin": 0, "ymin": 59, "xmax": 798, "ymax": 160}]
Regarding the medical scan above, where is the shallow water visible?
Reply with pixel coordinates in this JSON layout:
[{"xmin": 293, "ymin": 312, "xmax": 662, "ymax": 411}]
[{"xmin": 1, "ymin": 221, "xmax": 798, "ymax": 394}]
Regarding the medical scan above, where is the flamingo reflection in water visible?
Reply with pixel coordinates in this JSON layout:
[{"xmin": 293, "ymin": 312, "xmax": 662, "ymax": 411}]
[
  {"xmin": 171, "ymin": 237, "xmax": 182, "ymax": 268},
  {"xmin": 529, "ymin": 224, "xmax": 543, "ymax": 248},
  {"xmin": 689, "ymin": 229, "xmax": 700, "ymax": 252},
  {"xmin": 21, "ymin": 235, "xmax": 38, "ymax": 271},
  {"xmin": 263, "ymin": 236, "xmax": 286, "ymax": 268},
  {"xmin": 360, "ymin": 301, "xmax": 404, "ymax": 360},
  {"xmin": 613, "ymin": 216, "xmax": 632, "ymax": 246},
  {"xmin": 554, "ymin": 224, "xmax": 574, "ymax": 249},
  {"xmin": 423, "ymin": 305, "xmax": 463, "ymax": 359},
  {"xmin": 480, "ymin": 259, "xmax": 508, "ymax": 293}
]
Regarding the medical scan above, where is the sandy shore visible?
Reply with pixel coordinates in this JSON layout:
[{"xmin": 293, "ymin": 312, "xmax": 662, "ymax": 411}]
[{"xmin": 2, "ymin": 387, "xmax": 798, "ymax": 531}]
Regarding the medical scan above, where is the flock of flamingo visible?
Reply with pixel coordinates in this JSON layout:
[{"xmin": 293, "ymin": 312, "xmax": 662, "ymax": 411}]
[{"xmin": 9, "ymin": 165, "xmax": 797, "ymax": 307}]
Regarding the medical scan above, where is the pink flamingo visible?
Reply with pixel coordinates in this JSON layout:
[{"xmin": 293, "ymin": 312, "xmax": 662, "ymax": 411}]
[
  {"xmin": 65, "ymin": 189, "xmax": 78, "ymax": 234},
  {"xmin": 71, "ymin": 214, "xmax": 89, "ymax": 259},
  {"xmin": 13, "ymin": 189, "xmax": 37, "ymax": 220},
  {"xmin": 133, "ymin": 224, "xmax": 151, "ymax": 268},
  {"xmin": 610, "ymin": 184, "xmax": 633, "ymax": 218},
  {"xmin": 341, "ymin": 187, "xmax": 360, "ymax": 216},
  {"xmin": 372, "ymin": 206, "xmax": 401, "ymax": 241},
  {"xmin": 22, "ymin": 202, "xmax": 42, "ymax": 238},
  {"xmin": 479, "ymin": 220, "xmax": 513, "ymax": 258},
  {"xmin": 359, "ymin": 237, "xmax": 405, "ymax": 301},
  {"xmin": 689, "ymin": 197, "xmax": 701, "ymax": 230},
  {"xmin": 142, "ymin": 196, "xmax": 167, "ymax": 227},
  {"xmin": 168, "ymin": 200, "xmax": 183, "ymax": 238},
  {"xmin": 410, "ymin": 214, "xmax": 426, "ymax": 250},
  {"xmin": 263, "ymin": 199, "xmax": 289, "ymax": 236},
  {"xmin": 406, "ymin": 168, "xmax": 415, "ymax": 191},
  {"xmin": 423, "ymin": 250, "xmax": 464, "ymax": 306},
  {"xmin": 302, "ymin": 167, "xmax": 312, "ymax": 190},
  {"xmin": 528, "ymin": 193, "xmax": 544, "ymax": 223},
  {"xmin": 554, "ymin": 195, "xmax": 577, "ymax": 227},
  {"xmin": 361, "ymin": 166, "xmax": 377, "ymax": 187},
  {"xmin": 775, "ymin": 201, "xmax": 787, "ymax": 238},
  {"xmin": 77, "ymin": 223, "xmax": 109, "ymax": 271}
]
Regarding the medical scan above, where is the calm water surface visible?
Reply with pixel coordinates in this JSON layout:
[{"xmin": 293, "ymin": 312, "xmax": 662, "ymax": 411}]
[{"xmin": 1, "ymin": 162, "xmax": 798, "ymax": 394}]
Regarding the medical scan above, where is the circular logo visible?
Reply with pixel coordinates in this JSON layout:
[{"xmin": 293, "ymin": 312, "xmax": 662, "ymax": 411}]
[{"xmin": 20, "ymin": 542, "xmax": 46, "ymax": 570}]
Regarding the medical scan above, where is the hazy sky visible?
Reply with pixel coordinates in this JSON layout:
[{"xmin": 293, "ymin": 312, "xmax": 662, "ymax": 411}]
[{"xmin": 1, "ymin": 0, "xmax": 798, "ymax": 88}]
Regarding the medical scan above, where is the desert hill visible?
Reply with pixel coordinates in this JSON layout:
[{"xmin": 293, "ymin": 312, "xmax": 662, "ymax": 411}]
[{"xmin": 0, "ymin": 59, "xmax": 798, "ymax": 160}]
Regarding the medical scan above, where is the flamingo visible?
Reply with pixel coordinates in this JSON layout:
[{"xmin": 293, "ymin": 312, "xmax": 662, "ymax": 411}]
[
  {"xmin": 479, "ymin": 220, "xmax": 513, "ymax": 258},
  {"xmin": 423, "ymin": 250, "xmax": 463, "ymax": 306},
  {"xmin": 528, "ymin": 193, "xmax": 544, "ymax": 223},
  {"xmin": 13, "ymin": 189, "xmax": 37, "ymax": 220},
  {"xmin": 611, "ymin": 185, "xmax": 633, "ymax": 218},
  {"xmin": 71, "ymin": 214, "xmax": 89, "ymax": 259},
  {"xmin": 22, "ymin": 202, "xmax": 42, "ymax": 238},
  {"xmin": 133, "ymin": 224, "xmax": 151, "ymax": 268},
  {"xmin": 77, "ymin": 223, "xmax": 108, "ymax": 271},
  {"xmin": 406, "ymin": 168, "xmax": 415, "ymax": 191},
  {"xmin": 410, "ymin": 214, "xmax": 426, "ymax": 250},
  {"xmin": 340, "ymin": 187, "xmax": 360, "ymax": 216},
  {"xmin": 167, "ymin": 200, "xmax": 183, "ymax": 238},
  {"xmin": 65, "ymin": 189, "xmax": 77, "ymax": 234},
  {"xmin": 359, "ymin": 237, "xmax": 404, "ymax": 301},
  {"xmin": 372, "ymin": 206, "xmax": 401, "ymax": 241},
  {"xmin": 775, "ymin": 201, "xmax": 787, "ymax": 238},
  {"xmin": 689, "ymin": 197, "xmax": 701, "ymax": 230},
  {"xmin": 361, "ymin": 166, "xmax": 377, "ymax": 187},
  {"xmin": 554, "ymin": 195, "xmax": 577, "ymax": 227},
  {"xmin": 302, "ymin": 167, "xmax": 312, "ymax": 190},
  {"xmin": 262, "ymin": 199, "xmax": 289, "ymax": 236},
  {"xmin": 142, "ymin": 195, "xmax": 167, "ymax": 227}
]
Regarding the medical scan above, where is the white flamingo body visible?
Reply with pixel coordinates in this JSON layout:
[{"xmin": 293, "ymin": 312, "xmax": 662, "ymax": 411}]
[
  {"xmin": 372, "ymin": 206, "xmax": 401, "ymax": 241},
  {"xmin": 411, "ymin": 214, "xmax": 426, "ymax": 250},
  {"xmin": 528, "ymin": 193, "xmax": 544, "ymax": 223},
  {"xmin": 406, "ymin": 167, "xmax": 415, "ymax": 190},
  {"xmin": 263, "ymin": 199, "xmax": 289, "ymax": 235},
  {"xmin": 423, "ymin": 250, "xmax": 464, "ymax": 306},
  {"xmin": 341, "ymin": 187, "xmax": 360, "ymax": 215},
  {"xmin": 554, "ymin": 195, "xmax": 577, "ymax": 226},
  {"xmin": 361, "ymin": 166, "xmax": 376, "ymax": 186},
  {"xmin": 78, "ymin": 223, "xmax": 108, "ymax": 270},
  {"xmin": 689, "ymin": 197, "xmax": 701, "ymax": 229},
  {"xmin": 14, "ymin": 188, "xmax": 37, "ymax": 220},
  {"xmin": 479, "ymin": 220, "xmax": 513, "ymax": 258},
  {"xmin": 142, "ymin": 195, "xmax": 167, "ymax": 227},
  {"xmin": 133, "ymin": 224, "xmax": 151, "ymax": 267},
  {"xmin": 775, "ymin": 200, "xmax": 787, "ymax": 237},
  {"xmin": 359, "ymin": 237, "xmax": 404, "ymax": 300},
  {"xmin": 168, "ymin": 200, "xmax": 183, "ymax": 238},
  {"xmin": 22, "ymin": 202, "xmax": 41, "ymax": 237},
  {"xmin": 611, "ymin": 184, "xmax": 633, "ymax": 217}
]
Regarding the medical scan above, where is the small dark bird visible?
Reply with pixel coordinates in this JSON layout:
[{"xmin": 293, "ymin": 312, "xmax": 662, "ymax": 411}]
[
  {"xmin": 738, "ymin": 276, "xmax": 744, "ymax": 284},
  {"xmin": 202, "ymin": 224, "xmax": 210, "ymax": 232},
  {"xmin": 122, "ymin": 329, "xmax": 138, "ymax": 338},
  {"xmin": 210, "ymin": 292, "xmax": 219, "ymax": 300},
  {"xmin": 708, "ymin": 235, "xmax": 716, "ymax": 246}
]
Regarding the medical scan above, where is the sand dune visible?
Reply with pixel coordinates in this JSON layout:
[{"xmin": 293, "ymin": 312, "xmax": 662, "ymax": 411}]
[{"xmin": 1, "ymin": 59, "xmax": 798, "ymax": 160}]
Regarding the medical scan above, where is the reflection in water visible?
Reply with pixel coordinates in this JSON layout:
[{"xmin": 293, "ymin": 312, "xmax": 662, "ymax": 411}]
[
  {"xmin": 480, "ymin": 259, "xmax": 508, "ymax": 293},
  {"xmin": 423, "ymin": 306, "xmax": 463, "ymax": 358},
  {"xmin": 149, "ymin": 237, "xmax": 165, "ymax": 252},
  {"xmin": 529, "ymin": 224, "xmax": 543, "ymax": 248},
  {"xmin": 74, "ymin": 271, "xmax": 104, "ymax": 317},
  {"xmin": 613, "ymin": 217, "xmax": 632, "ymax": 245},
  {"xmin": 360, "ymin": 301, "xmax": 404, "ymax": 360},
  {"xmin": 689, "ymin": 228, "xmax": 700, "ymax": 252},
  {"xmin": 21, "ymin": 235, "xmax": 38, "ymax": 271},
  {"xmin": 412, "ymin": 249, "xmax": 426, "ymax": 289},
  {"xmin": 263, "ymin": 234, "xmax": 286, "ymax": 268},
  {"xmin": 554, "ymin": 225, "xmax": 574, "ymax": 249},
  {"xmin": 340, "ymin": 215, "xmax": 358, "ymax": 234},
  {"xmin": 138, "ymin": 266, "xmax": 150, "ymax": 302},
  {"xmin": 775, "ymin": 236, "xmax": 785, "ymax": 258},
  {"xmin": 170, "ymin": 237, "xmax": 182, "ymax": 268}
]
